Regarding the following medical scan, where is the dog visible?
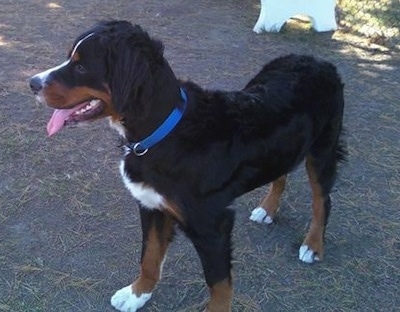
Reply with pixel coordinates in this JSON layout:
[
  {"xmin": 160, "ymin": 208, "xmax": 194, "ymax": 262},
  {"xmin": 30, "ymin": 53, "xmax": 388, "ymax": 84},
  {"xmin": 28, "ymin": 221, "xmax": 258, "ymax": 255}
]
[{"xmin": 29, "ymin": 20, "xmax": 345, "ymax": 312}]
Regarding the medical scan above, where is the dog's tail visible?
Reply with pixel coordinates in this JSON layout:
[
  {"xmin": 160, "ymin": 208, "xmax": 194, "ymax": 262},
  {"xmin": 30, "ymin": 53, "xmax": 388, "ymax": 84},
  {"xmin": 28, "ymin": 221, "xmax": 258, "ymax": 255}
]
[{"xmin": 335, "ymin": 83, "xmax": 347, "ymax": 165}]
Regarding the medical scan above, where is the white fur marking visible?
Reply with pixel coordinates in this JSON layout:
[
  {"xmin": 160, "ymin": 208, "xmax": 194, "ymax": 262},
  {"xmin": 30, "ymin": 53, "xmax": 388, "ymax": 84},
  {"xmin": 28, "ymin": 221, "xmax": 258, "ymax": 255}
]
[
  {"xmin": 159, "ymin": 255, "xmax": 167, "ymax": 279},
  {"xmin": 33, "ymin": 60, "xmax": 70, "ymax": 83},
  {"xmin": 119, "ymin": 161, "xmax": 166, "ymax": 210},
  {"xmin": 111, "ymin": 285, "xmax": 152, "ymax": 312},
  {"xmin": 70, "ymin": 32, "xmax": 94, "ymax": 59},
  {"xmin": 299, "ymin": 245, "xmax": 320, "ymax": 263},
  {"xmin": 250, "ymin": 207, "xmax": 273, "ymax": 224},
  {"xmin": 31, "ymin": 32, "xmax": 95, "ymax": 88},
  {"xmin": 109, "ymin": 117, "xmax": 127, "ymax": 139},
  {"xmin": 31, "ymin": 60, "xmax": 70, "ymax": 104}
]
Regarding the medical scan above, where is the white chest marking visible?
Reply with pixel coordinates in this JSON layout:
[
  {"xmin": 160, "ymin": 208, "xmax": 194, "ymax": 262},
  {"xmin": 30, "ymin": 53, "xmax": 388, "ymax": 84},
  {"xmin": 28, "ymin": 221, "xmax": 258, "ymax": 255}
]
[
  {"xmin": 119, "ymin": 161, "xmax": 166, "ymax": 210},
  {"xmin": 108, "ymin": 117, "xmax": 127, "ymax": 139}
]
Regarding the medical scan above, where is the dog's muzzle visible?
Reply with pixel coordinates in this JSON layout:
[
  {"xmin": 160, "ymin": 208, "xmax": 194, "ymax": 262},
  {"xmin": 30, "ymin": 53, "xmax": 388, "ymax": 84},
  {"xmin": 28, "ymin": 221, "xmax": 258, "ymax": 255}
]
[{"xmin": 29, "ymin": 76, "xmax": 43, "ymax": 94}]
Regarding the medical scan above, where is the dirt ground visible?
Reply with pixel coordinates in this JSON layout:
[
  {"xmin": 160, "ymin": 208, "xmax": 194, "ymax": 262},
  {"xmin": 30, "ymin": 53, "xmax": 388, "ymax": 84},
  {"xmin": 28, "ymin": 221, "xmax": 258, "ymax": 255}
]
[{"xmin": 0, "ymin": 0, "xmax": 399, "ymax": 311}]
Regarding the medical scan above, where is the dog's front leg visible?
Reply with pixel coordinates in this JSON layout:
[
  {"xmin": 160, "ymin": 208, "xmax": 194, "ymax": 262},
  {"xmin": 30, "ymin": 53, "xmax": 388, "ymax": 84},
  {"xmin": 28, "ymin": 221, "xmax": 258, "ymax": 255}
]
[
  {"xmin": 188, "ymin": 208, "xmax": 235, "ymax": 312},
  {"xmin": 111, "ymin": 208, "xmax": 175, "ymax": 312}
]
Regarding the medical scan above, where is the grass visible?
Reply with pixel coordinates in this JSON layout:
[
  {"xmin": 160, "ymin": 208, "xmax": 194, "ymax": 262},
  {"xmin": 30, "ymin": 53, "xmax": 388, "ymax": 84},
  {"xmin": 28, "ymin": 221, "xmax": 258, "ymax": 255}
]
[{"xmin": 338, "ymin": 0, "xmax": 400, "ymax": 47}]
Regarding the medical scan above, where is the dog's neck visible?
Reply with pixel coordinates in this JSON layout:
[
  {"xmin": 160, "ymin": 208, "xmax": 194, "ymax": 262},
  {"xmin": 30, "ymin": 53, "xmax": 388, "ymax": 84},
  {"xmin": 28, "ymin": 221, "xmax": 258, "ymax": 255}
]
[{"xmin": 115, "ymin": 60, "xmax": 184, "ymax": 145}]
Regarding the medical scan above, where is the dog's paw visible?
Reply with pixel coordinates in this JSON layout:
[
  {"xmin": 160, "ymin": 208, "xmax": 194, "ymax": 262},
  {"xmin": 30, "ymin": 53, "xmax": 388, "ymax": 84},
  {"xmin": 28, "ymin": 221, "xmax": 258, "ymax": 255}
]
[
  {"xmin": 299, "ymin": 245, "xmax": 321, "ymax": 264},
  {"xmin": 111, "ymin": 285, "xmax": 152, "ymax": 312},
  {"xmin": 250, "ymin": 207, "xmax": 273, "ymax": 224}
]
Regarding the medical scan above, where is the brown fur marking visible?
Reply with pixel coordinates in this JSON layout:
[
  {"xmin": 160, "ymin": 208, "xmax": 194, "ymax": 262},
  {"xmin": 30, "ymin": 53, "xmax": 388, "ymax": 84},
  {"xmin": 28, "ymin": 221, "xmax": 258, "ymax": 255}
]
[
  {"xmin": 304, "ymin": 155, "xmax": 325, "ymax": 258},
  {"xmin": 206, "ymin": 279, "xmax": 232, "ymax": 312},
  {"xmin": 133, "ymin": 213, "xmax": 174, "ymax": 295},
  {"xmin": 259, "ymin": 175, "xmax": 286, "ymax": 218}
]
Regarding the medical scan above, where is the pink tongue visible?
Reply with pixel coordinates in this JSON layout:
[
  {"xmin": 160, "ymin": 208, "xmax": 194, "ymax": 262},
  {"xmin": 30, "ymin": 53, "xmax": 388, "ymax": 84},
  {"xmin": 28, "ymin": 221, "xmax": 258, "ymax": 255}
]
[{"xmin": 47, "ymin": 106, "xmax": 84, "ymax": 137}]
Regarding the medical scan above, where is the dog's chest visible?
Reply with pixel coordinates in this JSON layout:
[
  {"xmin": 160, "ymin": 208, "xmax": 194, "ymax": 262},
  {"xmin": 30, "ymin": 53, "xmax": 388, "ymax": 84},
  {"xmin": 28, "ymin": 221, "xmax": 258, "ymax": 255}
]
[{"xmin": 119, "ymin": 160, "xmax": 166, "ymax": 210}]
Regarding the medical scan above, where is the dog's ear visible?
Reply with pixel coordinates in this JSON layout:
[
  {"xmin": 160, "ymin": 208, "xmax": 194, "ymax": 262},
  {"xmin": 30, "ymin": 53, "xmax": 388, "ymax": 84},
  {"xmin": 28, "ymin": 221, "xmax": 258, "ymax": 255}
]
[{"xmin": 107, "ymin": 25, "xmax": 164, "ymax": 120}]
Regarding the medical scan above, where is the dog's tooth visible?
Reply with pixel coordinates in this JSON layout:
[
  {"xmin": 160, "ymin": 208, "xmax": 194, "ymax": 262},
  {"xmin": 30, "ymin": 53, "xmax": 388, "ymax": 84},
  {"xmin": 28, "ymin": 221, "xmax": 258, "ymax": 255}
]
[{"xmin": 90, "ymin": 99, "xmax": 99, "ymax": 106}]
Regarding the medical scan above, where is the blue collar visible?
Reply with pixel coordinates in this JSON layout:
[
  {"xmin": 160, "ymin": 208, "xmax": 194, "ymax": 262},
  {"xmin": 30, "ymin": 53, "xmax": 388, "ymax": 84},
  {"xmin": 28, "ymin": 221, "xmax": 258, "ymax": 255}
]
[{"xmin": 126, "ymin": 88, "xmax": 188, "ymax": 156}]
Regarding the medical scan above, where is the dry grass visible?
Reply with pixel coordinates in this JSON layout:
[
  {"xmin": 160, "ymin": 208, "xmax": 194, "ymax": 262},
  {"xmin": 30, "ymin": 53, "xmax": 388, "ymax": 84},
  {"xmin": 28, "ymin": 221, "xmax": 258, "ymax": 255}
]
[{"xmin": 338, "ymin": 0, "xmax": 400, "ymax": 48}]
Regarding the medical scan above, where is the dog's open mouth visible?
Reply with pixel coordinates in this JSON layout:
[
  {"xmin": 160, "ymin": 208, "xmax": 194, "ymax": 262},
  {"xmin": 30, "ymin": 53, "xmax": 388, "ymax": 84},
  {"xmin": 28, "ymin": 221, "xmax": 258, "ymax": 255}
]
[{"xmin": 47, "ymin": 99, "xmax": 105, "ymax": 137}]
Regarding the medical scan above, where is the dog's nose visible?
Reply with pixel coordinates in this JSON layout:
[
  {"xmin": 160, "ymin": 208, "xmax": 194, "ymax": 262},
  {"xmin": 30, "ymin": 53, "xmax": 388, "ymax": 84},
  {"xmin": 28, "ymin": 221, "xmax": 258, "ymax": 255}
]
[{"xmin": 29, "ymin": 76, "xmax": 43, "ymax": 93}]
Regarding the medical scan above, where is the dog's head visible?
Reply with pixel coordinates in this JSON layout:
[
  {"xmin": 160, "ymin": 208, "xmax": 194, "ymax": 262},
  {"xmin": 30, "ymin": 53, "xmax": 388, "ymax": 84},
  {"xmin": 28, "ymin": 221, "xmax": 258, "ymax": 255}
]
[{"xmin": 29, "ymin": 20, "xmax": 165, "ymax": 136}]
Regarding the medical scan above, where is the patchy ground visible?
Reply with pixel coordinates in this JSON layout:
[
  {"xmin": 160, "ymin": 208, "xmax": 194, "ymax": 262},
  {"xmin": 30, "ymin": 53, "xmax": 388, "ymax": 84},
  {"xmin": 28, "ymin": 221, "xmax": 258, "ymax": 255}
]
[{"xmin": 0, "ymin": 0, "xmax": 399, "ymax": 311}]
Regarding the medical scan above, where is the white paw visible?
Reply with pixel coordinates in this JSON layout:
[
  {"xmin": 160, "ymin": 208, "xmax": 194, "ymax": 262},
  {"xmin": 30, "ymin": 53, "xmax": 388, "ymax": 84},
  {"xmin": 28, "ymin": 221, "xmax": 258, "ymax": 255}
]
[
  {"xmin": 250, "ymin": 207, "xmax": 273, "ymax": 224},
  {"xmin": 299, "ymin": 245, "xmax": 321, "ymax": 264},
  {"xmin": 111, "ymin": 285, "xmax": 152, "ymax": 312}
]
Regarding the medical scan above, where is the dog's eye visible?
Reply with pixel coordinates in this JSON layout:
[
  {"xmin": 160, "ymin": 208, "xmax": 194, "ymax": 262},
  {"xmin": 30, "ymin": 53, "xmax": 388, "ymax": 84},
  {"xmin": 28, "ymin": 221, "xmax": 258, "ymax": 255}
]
[{"xmin": 74, "ymin": 64, "xmax": 87, "ymax": 74}]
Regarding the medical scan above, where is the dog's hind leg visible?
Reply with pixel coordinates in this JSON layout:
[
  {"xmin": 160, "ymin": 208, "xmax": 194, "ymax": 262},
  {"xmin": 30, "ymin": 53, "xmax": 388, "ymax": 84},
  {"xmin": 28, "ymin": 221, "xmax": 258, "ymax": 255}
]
[
  {"xmin": 188, "ymin": 209, "xmax": 235, "ymax": 312},
  {"xmin": 299, "ymin": 152, "xmax": 338, "ymax": 263},
  {"xmin": 250, "ymin": 175, "xmax": 286, "ymax": 224},
  {"xmin": 111, "ymin": 208, "xmax": 174, "ymax": 312}
]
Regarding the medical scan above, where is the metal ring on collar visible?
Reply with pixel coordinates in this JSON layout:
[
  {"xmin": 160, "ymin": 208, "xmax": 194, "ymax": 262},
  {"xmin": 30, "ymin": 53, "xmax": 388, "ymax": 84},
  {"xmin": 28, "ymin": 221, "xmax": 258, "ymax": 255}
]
[{"xmin": 133, "ymin": 143, "xmax": 148, "ymax": 156}]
